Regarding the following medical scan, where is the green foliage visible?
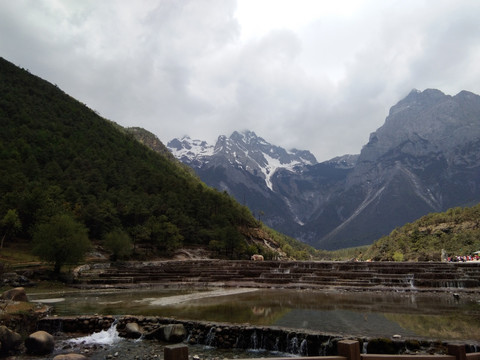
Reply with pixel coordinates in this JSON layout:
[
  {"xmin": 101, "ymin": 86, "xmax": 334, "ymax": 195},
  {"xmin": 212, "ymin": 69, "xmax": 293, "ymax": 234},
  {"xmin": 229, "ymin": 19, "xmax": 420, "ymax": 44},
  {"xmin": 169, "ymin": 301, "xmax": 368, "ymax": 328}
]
[
  {"xmin": 1, "ymin": 57, "xmax": 328, "ymax": 262},
  {"xmin": 0, "ymin": 57, "xmax": 268, "ymax": 259},
  {"xmin": 0, "ymin": 209, "xmax": 21, "ymax": 248},
  {"xmin": 262, "ymin": 225, "xmax": 321, "ymax": 259},
  {"xmin": 104, "ymin": 229, "xmax": 133, "ymax": 261},
  {"xmin": 32, "ymin": 214, "xmax": 91, "ymax": 273},
  {"xmin": 392, "ymin": 251, "xmax": 404, "ymax": 262},
  {"xmin": 316, "ymin": 245, "xmax": 370, "ymax": 261},
  {"xmin": 362, "ymin": 203, "xmax": 480, "ymax": 261}
]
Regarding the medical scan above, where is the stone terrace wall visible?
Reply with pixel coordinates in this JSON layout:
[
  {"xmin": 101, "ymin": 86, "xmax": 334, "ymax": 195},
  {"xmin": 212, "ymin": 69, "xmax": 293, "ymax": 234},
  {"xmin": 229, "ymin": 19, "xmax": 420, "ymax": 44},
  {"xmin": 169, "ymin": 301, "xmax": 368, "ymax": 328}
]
[
  {"xmin": 75, "ymin": 260, "xmax": 480, "ymax": 292},
  {"xmin": 38, "ymin": 315, "xmax": 465, "ymax": 356}
]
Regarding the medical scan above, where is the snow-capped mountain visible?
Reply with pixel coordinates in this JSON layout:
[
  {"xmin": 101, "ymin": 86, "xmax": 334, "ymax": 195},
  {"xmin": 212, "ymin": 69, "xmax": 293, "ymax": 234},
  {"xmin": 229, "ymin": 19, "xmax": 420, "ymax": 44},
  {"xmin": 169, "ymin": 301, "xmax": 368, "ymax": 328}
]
[
  {"xmin": 167, "ymin": 136, "xmax": 214, "ymax": 167},
  {"xmin": 168, "ymin": 130, "xmax": 317, "ymax": 190},
  {"xmin": 165, "ymin": 90, "xmax": 480, "ymax": 250}
]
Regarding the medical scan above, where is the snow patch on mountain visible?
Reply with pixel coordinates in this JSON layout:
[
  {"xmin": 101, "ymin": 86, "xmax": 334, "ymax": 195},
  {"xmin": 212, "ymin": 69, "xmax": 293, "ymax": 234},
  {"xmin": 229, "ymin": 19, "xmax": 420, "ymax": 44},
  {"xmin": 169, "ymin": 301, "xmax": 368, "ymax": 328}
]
[
  {"xmin": 167, "ymin": 136, "xmax": 214, "ymax": 162},
  {"xmin": 167, "ymin": 130, "xmax": 317, "ymax": 190}
]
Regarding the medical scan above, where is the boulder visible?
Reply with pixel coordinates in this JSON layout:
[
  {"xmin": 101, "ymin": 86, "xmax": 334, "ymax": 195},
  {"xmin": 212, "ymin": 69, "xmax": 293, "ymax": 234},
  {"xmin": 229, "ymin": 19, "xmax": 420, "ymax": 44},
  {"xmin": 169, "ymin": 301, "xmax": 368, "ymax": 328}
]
[
  {"xmin": 144, "ymin": 324, "xmax": 186, "ymax": 342},
  {"xmin": 0, "ymin": 325, "xmax": 22, "ymax": 354},
  {"xmin": 144, "ymin": 326, "xmax": 163, "ymax": 340},
  {"xmin": 1, "ymin": 272, "xmax": 31, "ymax": 287},
  {"xmin": 124, "ymin": 322, "xmax": 143, "ymax": 339},
  {"xmin": 1, "ymin": 287, "xmax": 28, "ymax": 302},
  {"xmin": 53, "ymin": 354, "xmax": 88, "ymax": 360},
  {"xmin": 25, "ymin": 330, "xmax": 55, "ymax": 355},
  {"xmin": 163, "ymin": 324, "xmax": 187, "ymax": 342}
]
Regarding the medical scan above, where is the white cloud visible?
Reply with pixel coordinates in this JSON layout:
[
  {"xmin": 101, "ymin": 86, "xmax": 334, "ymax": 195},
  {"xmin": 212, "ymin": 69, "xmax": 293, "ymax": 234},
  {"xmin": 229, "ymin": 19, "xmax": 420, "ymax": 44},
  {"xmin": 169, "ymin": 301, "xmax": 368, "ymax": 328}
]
[{"xmin": 1, "ymin": 0, "xmax": 480, "ymax": 161}]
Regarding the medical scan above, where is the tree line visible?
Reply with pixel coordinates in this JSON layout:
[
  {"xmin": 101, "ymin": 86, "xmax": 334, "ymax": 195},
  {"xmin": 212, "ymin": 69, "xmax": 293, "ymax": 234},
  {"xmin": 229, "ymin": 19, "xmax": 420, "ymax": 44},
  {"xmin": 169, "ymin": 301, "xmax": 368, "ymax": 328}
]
[
  {"xmin": 0, "ymin": 57, "xmax": 268, "ymax": 272},
  {"xmin": 362, "ymin": 203, "xmax": 480, "ymax": 261}
]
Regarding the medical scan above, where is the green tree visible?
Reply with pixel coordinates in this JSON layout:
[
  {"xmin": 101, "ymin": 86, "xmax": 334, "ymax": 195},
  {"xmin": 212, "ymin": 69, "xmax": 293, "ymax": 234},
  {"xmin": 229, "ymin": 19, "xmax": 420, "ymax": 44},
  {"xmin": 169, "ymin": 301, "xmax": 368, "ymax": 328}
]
[
  {"xmin": 392, "ymin": 251, "xmax": 404, "ymax": 262},
  {"xmin": 32, "ymin": 214, "xmax": 91, "ymax": 273},
  {"xmin": 0, "ymin": 209, "xmax": 21, "ymax": 248},
  {"xmin": 104, "ymin": 229, "xmax": 132, "ymax": 261},
  {"xmin": 156, "ymin": 215, "xmax": 184, "ymax": 254}
]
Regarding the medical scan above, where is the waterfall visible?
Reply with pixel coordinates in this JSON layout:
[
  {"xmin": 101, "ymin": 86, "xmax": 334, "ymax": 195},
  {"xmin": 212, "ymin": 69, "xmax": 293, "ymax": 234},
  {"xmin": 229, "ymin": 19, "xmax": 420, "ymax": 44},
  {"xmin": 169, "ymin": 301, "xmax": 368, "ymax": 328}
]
[
  {"xmin": 406, "ymin": 274, "xmax": 416, "ymax": 289},
  {"xmin": 69, "ymin": 321, "xmax": 121, "ymax": 346},
  {"xmin": 273, "ymin": 337, "xmax": 280, "ymax": 352},
  {"xmin": 299, "ymin": 338, "xmax": 308, "ymax": 356},
  {"xmin": 250, "ymin": 330, "xmax": 258, "ymax": 350},
  {"xmin": 205, "ymin": 327, "xmax": 216, "ymax": 347},
  {"xmin": 286, "ymin": 335, "xmax": 299, "ymax": 354}
]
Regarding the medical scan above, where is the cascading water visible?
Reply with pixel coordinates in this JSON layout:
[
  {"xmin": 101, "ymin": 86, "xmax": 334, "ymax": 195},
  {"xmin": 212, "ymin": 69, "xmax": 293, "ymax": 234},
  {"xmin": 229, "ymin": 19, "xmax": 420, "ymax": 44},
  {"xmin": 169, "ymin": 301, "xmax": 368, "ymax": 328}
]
[
  {"xmin": 205, "ymin": 327, "xmax": 216, "ymax": 347},
  {"xmin": 250, "ymin": 330, "xmax": 258, "ymax": 350},
  {"xmin": 299, "ymin": 338, "xmax": 308, "ymax": 356},
  {"xmin": 69, "ymin": 321, "xmax": 122, "ymax": 346},
  {"xmin": 273, "ymin": 337, "xmax": 280, "ymax": 352},
  {"xmin": 287, "ymin": 335, "xmax": 299, "ymax": 354},
  {"xmin": 406, "ymin": 274, "xmax": 416, "ymax": 289}
]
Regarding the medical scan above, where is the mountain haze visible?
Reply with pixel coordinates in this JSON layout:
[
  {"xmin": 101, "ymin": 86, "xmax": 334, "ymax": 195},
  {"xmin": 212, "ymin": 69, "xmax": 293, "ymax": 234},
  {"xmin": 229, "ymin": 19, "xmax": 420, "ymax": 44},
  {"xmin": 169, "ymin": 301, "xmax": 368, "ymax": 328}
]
[{"xmin": 168, "ymin": 89, "xmax": 480, "ymax": 250}]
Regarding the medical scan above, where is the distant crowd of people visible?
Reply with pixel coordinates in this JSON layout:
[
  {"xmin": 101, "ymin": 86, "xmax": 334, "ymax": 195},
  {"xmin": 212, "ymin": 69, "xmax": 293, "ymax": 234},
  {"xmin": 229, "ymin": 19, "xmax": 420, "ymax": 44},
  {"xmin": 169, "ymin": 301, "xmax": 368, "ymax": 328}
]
[{"xmin": 447, "ymin": 254, "xmax": 480, "ymax": 262}]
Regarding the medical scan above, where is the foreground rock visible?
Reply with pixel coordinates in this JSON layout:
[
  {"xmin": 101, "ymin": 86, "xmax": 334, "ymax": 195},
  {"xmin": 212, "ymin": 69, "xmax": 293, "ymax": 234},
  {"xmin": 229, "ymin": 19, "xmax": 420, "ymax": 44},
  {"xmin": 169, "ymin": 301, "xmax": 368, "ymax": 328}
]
[
  {"xmin": 0, "ymin": 325, "xmax": 22, "ymax": 355},
  {"xmin": 124, "ymin": 322, "xmax": 143, "ymax": 339},
  {"xmin": 1, "ymin": 287, "xmax": 28, "ymax": 302},
  {"xmin": 0, "ymin": 272, "xmax": 33, "ymax": 287},
  {"xmin": 53, "ymin": 354, "xmax": 88, "ymax": 360},
  {"xmin": 25, "ymin": 330, "xmax": 55, "ymax": 355},
  {"xmin": 145, "ymin": 324, "xmax": 187, "ymax": 342}
]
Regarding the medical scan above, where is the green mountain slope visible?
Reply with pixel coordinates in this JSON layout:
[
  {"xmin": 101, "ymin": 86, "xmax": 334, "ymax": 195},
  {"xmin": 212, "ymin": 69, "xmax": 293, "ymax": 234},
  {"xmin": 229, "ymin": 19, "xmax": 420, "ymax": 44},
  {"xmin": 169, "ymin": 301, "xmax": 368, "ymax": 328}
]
[
  {"xmin": 362, "ymin": 203, "xmax": 480, "ymax": 261},
  {"xmin": 0, "ymin": 57, "xmax": 296, "ymax": 260}
]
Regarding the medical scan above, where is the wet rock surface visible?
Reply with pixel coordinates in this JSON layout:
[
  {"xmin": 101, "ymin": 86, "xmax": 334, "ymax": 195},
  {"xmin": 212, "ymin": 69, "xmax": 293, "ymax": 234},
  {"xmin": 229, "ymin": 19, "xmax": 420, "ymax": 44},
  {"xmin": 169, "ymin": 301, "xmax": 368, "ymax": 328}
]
[{"xmin": 25, "ymin": 330, "xmax": 55, "ymax": 355}]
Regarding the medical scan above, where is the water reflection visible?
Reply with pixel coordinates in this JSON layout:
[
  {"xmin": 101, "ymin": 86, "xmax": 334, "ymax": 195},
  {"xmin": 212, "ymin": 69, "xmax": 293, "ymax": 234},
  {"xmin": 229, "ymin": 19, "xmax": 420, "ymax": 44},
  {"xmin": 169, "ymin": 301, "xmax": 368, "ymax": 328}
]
[{"xmin": 28, "ymin": 287, "xmax": 480, "ymax": 341}]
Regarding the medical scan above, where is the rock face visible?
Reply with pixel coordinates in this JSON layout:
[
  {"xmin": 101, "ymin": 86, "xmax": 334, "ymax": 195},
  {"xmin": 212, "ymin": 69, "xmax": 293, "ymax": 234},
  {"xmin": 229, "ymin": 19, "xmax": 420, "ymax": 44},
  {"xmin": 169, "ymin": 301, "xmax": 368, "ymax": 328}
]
[
  {"xmin": 167, "ymin": 90, "xmax": 480, "ymax": 249},
  {"xmin": 167, "ymin": 130, "xmax": 319, "ymax": 243},
  {"xmin": 25, "ymin": 330, "xmax": 55, "ymax": 355},
  {"xmin": 301, "ymin": 89, "xmax": 480, "ymax": 249}
]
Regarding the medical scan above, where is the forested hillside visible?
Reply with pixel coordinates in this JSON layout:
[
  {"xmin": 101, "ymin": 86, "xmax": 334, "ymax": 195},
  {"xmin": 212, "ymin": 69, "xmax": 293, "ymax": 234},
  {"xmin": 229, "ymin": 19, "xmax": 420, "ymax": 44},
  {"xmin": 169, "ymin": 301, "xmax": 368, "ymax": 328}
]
[
  {"xmin": 362, "ymin": 203, "xmax": 480, "ymax": 261},
  {"xmin": 0, "ymin": 57, "xmax": 308, "ymax": 261}
]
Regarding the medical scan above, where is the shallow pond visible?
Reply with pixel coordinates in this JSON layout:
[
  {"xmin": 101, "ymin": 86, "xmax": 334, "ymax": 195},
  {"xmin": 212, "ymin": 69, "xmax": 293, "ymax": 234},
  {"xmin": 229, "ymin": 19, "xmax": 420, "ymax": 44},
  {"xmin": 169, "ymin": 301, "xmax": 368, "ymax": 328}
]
[{"xmin": 27, "ymin": 286, "xmax": 480, "ymax": 342}]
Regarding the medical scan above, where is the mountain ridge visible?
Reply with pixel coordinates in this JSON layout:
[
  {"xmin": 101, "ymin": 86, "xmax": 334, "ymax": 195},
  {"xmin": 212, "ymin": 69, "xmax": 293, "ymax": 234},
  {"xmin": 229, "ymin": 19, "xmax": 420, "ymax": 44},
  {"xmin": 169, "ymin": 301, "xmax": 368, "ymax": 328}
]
[
  {"xmin": 167, "ymin": 89, "xmax": 480, "ymax": 250},
  {"xmin": 0, "ymin": 56, "xmax": 317, "ymax": 261},
  {"xmin": 168, "ymin": 130, "xmax": 318, "ymax": 191}
]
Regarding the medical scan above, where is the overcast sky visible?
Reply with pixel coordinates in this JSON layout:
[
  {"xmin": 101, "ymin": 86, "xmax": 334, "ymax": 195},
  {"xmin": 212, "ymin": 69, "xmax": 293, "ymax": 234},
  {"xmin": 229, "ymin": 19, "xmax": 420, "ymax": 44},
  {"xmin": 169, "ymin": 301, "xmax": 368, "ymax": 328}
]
[{"xmin": 1, "ymin": 0, "xmax": 480, "ymax": 161}]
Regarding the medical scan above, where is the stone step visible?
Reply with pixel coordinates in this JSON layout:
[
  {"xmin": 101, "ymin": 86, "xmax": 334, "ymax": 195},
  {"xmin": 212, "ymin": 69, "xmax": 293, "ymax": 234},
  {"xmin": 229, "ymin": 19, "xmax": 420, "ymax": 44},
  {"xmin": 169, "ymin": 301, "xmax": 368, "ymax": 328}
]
[{"xmin": 76, "ymin": 260, "xmax": 480, "ymax": 290}]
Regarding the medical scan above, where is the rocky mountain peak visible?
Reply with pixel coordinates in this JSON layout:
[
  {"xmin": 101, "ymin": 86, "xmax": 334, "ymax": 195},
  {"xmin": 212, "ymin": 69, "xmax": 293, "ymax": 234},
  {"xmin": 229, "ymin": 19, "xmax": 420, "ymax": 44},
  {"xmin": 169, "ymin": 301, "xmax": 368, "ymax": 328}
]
[
  {"xmin": 167, "ymin": 135, "xmax": 214, "ymax": 166},
  {"xmin": 167, "ymin": 89, "xmax": 480, "ymax": 250},
  {"xmin": 167, "ymin": 130, "xmax": 317, "ymax": 190},
  {"xmin": 359, "ymin": 89, "xmax": 480, "ymax": 164}
]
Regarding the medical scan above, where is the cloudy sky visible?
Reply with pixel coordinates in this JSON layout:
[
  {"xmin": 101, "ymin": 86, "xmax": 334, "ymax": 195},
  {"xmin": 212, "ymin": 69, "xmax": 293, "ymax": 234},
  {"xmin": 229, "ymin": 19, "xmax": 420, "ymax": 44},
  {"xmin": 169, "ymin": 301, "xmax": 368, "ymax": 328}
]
[{"xmin": 1, "ymin": 0, "xmax": 480, "ymax": 161}]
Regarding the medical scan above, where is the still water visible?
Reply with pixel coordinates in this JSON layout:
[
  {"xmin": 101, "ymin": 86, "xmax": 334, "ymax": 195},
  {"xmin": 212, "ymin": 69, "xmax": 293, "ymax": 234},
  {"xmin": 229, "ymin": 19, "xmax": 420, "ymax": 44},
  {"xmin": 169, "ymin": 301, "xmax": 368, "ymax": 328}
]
[{"xmin": 28, "ymin": 286, "xmax": 480, "ymax": 342}]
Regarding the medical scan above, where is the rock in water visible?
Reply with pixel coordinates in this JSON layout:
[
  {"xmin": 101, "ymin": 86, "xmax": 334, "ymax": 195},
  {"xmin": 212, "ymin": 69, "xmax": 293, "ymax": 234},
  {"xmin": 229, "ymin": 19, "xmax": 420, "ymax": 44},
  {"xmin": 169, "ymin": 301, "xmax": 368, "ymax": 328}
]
[
  {"xmin": 25, "ymin": 330, "xmax": 55, "ymax": 355},
  {"xmin": 1, "ymin": 287, "xmax": 28, "ymax": 302},
  {"xmin": 163, "ymin": 324, "xmax": 187, "ymax": 342},
  {"xmin": 0, "ymin": 325, "xmax": 22, "ymax": 355},
  {"xmin": 124, "ymin": 322, "xmax": 143, "ymax": 339}
]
